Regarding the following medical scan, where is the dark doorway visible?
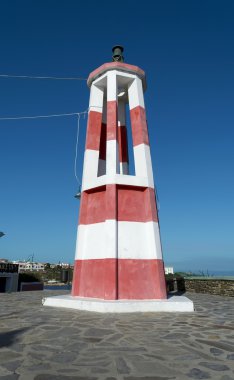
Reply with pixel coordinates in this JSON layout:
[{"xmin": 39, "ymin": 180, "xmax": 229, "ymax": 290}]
[{"xmin": 0, "ymin": 277, "xmax": 6, "ymax": 292}]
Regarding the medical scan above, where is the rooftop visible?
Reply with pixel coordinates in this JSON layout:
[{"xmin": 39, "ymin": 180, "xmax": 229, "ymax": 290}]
[{"xmin": 0, "ymin": 291, "xmax": 234, "ymax": 379}]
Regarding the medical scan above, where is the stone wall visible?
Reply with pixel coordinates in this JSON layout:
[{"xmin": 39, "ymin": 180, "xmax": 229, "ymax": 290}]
[
  {"xmin": 184, "ymin": 278, "xmax": 234, "ymax": 297},
  {"xmin": 166, "ymin": 277, "xmax": 234, "ymax": 297}
]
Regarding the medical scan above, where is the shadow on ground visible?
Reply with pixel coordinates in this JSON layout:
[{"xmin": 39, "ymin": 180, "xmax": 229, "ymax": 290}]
[{"xmin": 0, "ymin": 327, "xmax": 30, "ymax": 348}]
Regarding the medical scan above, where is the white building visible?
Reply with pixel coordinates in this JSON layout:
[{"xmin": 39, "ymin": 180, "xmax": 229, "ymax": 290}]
[
  {"xmin": 165, "ymin": 267, "xmax": 174, "ymax": 275},
  {"xmin": 12, "ymin": 261, "xmax": 45, "ymax": 272}
]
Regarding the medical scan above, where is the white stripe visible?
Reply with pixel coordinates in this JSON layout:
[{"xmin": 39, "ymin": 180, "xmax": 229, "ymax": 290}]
[
  {"xmin": 134, "ymin": 144, "xmax": 154, "ymax": 188},
  {"xmin": 82, "ymin": 173, "xmax": 152, "ymax": 192},
  {"xmin": 107, "ymin": 71, "xmax": 117, "ymax": 102},
  {"xmin": 105, "ymin": 219, "xmax": 118, "ymax": 261},
  {"xmin": 114, "ymin": 173, "xmax": 150, "ymax": 187},
  {"xmin": 82, "ymin": 150, "xmax": 99, "ymax": 190},
  {"xmin": 128, "ymin": 77, "xmax": 145, "ymax": 110},
  {"xmin": 75, "ymin": 220, "xmax": 117, "ymax": 260},
  {"xmin": 106, "ymin": 140, "xmax": 120, "ymax": 175},
  {"xmin": 75, "ymin": 221, "xmax": 162, "ymax": 260},
  {"xmin": 81, "ymin": 146, "xmax": 155, "ymax": 191},
  {"xmin": 118, "ymin": 221, "xmax": 162, "ymax": 260},
  {"xmin": 89, "ymin": 84, "xmax": 104, "ymax": 113}
]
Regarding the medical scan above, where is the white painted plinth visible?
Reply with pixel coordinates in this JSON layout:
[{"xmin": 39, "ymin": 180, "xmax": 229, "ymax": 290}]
[{"xmin": 42, "ymin": 294, "xmax": 194, "ymax": 313}]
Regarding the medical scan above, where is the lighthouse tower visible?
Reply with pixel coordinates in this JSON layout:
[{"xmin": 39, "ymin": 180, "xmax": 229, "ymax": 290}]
[
  {"xmin": 43, "ymin": 47, "xmax": 194, "ymax": 312},
  {"xmin": 72, "ymin": 46, "xmax": 167, "ymax": 301}
]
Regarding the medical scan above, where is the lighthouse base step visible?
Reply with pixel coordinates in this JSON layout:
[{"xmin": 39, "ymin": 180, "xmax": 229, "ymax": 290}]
[{"xmin": 42, "ymin": 294, "xmax": 194, "ymax": 313}]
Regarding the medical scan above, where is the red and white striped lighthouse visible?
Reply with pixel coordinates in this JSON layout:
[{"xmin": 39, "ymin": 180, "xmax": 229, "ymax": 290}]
[
  {"xmin": 72, "ymin": 46, "xmax": 167, "ymax": 301},
  {"xmin": 43, "ymin": 47, "xmax": 194, "ymax": 312}
]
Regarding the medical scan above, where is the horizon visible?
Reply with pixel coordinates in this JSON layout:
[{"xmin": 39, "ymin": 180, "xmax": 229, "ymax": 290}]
[{"xmin": 2, "ymin": 255, "xmax": 234, "ymax": 277}]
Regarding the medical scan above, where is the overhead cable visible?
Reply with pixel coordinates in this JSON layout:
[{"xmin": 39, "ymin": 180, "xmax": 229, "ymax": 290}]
[
  {"xmin": 0, "ymin": 111, "xmax": 88, "ymax": 121},
  {"xmin": 0, "ymin": 74, "xmax": 87, "ymax": 80}
]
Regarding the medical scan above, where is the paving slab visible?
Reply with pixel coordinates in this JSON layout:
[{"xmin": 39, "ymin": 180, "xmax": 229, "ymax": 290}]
[{"xmin": 0, "ymin": 291, "xmax": 233, "ymax": 379}]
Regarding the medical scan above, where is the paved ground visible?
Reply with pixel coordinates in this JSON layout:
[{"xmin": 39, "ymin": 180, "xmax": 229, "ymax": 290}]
[{"xmin": 0, "ymin": 291, "xmax": 234, "ymax": 380}]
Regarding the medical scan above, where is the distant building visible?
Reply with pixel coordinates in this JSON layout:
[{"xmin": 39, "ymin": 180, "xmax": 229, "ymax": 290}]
[
  {"xmin": 0, "ymin": 258, "xmax": 9, "ymax": 263},
  {"xmin": 49, "ymin": 262, "xmax": 72, "ymax": 269},
  {"xmin": 165, "ymin": 267, "xmax": 174, "ymax": 275},
  {"xmin": 12, "ymin": 261, "xmax": 45, "ymax": 272},
  {"xmin": 60, "ymin": 263, "xmax": 70, "ymax": 268}
]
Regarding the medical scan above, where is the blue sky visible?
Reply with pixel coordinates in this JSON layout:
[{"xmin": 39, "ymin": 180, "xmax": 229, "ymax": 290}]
[{"xmin": 0, "ymin": 0, "xmax": 233, "ymax": 272}]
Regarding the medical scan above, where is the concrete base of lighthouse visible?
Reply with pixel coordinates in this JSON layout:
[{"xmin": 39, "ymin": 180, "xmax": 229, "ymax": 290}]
[{"xmin": 42, "ymin": 294, "xmax": 194, "ymax": 313}]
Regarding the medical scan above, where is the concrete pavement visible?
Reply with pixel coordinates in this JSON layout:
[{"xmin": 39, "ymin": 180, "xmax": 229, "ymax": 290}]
[{"xmin": 0, "ymin": 290, "xmax": 233, "ymax": 380}]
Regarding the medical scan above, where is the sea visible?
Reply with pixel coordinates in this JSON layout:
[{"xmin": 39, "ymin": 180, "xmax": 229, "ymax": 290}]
[
  {"xmin": 44, "ymin": 284, "xmax": 72, "ymax": 290},
  {"xmin": 211, "ymin": 270, "xmax": 234, "ymax": 277},
  {"xmin": 177, "ymin": 269, "xmax": 234, "ymax": 279}
]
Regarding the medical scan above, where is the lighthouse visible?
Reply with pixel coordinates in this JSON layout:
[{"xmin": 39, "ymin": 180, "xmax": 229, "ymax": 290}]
[{"xmin": 43, "ymin": 47, "xmax": 194, "ymax": 312}]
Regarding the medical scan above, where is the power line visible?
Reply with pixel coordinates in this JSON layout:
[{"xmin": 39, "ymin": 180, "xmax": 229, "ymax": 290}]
[
  {"xmin": 0, "ymin": 110, "xmax": 88, "ymax": 189},
  {"xmin": 0, "ymin": 111, "xmax": 88, "ymax": 121},
  {"xmin": 0, "ymin": 74, "xmax": 87, "ymax": 81}
]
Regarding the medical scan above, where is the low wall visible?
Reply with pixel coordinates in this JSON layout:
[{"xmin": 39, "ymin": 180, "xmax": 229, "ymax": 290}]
[
  {"xmin": 20, "ymin": 282, "xmax": 44, "ymax": 291},
  {"xmin": 184, "ymin": 278, "xmax": 234, "ymax": 297}
]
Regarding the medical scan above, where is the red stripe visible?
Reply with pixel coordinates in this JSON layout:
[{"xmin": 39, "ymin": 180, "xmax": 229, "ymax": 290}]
[
  {"xmin": 72, "ymin": 259, "xmax": 167, "ymax": 300},
  {"xmin": 79, "ymin": 185, "xmax": 158, "ymax": 225},
  {"xmin": 130, "ymin": 106, "xmax": 149, "ymax": 146},
  {"xmin": 79, "ymin": 186, "xmax": 105, "ymax": 225},
  {"xmin": 119, "ymin": 259, "xmax": 167, "ymax": 299},
  {"xmin": 106, "ymin": 184, "xmax": 117, "ymax": 220},
  {"xmin": 107, "ymin": 101, "xmax": 117, "ymax": 140},
  {"xmin": 72, "ymin": 258, "xmax": 117, "ymax": 300},
  {"xmin": 85, "ymin": 111, "xmax": 102, "ymax": 151},
  {"xmin": 118, "ymin": 186, "xmax": 158, "ymax": 222},
  {"xmin": 118, "ymin": 125, "xmax": 128, "ymax": 163}
]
